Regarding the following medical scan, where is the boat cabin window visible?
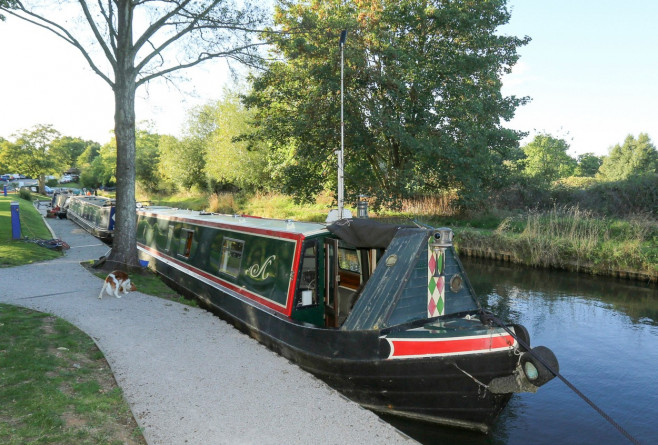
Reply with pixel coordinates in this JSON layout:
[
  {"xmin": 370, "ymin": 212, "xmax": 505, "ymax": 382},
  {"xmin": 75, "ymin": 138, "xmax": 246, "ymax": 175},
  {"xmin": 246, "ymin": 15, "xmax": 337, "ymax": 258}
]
[
  {"xmin": 297, "ymin": 241, "xmax": 318, "ymax": 307},
  {"xmin": 219, "ymin": 238, "xmax": 245, "ymax": 277},
  {"xmin": 338, "ymin": 247, "xmax": 361, "ymax": 273},
  {"xmin": 179, "ymin": 229, "xmax": 194, "ymax": 258}
]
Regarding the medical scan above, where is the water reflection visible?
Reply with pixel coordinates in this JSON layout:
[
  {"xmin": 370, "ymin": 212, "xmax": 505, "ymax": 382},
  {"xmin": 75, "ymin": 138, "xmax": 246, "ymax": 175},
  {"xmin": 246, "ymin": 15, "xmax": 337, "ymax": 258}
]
[
  {"xmin": 389, "ymin": 258, "xmax": 658, "ymax": 445},
  {"xmin": 465, "ymin": 257, "xmax": 658, "ymax": 326}
]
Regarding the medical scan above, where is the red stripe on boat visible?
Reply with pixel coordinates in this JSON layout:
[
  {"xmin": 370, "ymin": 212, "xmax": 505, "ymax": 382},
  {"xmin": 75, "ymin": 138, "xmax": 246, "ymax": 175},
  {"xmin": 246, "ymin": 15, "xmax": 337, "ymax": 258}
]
[{"xmin": 386, "ymin": 334, "xmax": 515, "ymax": 359}]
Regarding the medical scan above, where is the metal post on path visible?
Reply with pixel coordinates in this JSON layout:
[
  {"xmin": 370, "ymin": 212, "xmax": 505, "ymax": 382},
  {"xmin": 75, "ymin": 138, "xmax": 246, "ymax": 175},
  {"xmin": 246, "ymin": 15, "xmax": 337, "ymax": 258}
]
[{"xmin": 10, "ymin": 201, "xmax": 21, "ymax": 239}]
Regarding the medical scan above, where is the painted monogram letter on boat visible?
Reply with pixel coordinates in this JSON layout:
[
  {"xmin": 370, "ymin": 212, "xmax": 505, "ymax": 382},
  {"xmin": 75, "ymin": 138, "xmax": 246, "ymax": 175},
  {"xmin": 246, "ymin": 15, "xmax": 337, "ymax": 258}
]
[{"xmin": 246, "ymin": 255, "xmax": 277, "ymax": 280}]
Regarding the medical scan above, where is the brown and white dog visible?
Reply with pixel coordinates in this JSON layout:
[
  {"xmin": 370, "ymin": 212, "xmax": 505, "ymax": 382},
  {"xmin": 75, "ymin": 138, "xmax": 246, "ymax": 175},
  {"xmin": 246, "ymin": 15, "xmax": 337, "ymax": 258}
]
[{"xmin": 98, "ymin": 270, "xmax": 137, "ymax": 299}]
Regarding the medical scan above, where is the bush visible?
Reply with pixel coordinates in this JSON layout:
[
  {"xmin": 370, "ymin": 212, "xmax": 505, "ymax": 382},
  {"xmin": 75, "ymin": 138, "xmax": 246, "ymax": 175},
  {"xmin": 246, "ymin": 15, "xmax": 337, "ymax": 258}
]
[
  {"xmin": 491, "ymin": 174, "xmax": 658, "ymax": 217},
  {"xmin": 19, "ymin": 188, "xmax": 32, "ymax": 201}
]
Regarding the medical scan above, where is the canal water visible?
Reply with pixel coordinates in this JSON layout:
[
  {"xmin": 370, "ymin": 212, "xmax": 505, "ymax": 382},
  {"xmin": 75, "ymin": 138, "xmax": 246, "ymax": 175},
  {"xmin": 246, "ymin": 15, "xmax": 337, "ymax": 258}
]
[{"xmin": 386, "ymin": 257, "xmax": 658, "ymax": 445}]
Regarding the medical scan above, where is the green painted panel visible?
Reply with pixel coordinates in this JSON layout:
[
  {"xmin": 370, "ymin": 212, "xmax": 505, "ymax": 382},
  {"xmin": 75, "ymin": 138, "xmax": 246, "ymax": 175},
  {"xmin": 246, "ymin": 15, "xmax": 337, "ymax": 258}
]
[{"xmin": 137, "ymin": 214, "xmax": 298, "ymax": 307}]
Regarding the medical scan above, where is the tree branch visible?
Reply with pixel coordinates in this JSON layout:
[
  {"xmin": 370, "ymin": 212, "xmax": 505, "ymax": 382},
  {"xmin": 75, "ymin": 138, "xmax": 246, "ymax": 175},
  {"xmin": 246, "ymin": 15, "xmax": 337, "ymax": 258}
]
[
  {"xmin": 76, "ymin": 0, "xmax": 117, "ymax": 69},
  {"xmin": 136, "ymin": 41, "xmax": 267, "ymax": 86},
  {"xmin": 131, "ymin": 0, "xmax": 195, "ymax": 56},
  {"xmin": 3, "ymin": 5, "xmax": 114, "ymax": 87}
]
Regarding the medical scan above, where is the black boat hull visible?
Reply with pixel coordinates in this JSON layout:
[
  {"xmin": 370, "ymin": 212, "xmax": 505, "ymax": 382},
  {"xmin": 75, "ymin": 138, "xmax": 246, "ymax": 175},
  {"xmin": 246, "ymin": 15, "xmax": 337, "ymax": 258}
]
[{"xmin": 148, "ymin": 252, "xmax": 517, "ymax": 432}]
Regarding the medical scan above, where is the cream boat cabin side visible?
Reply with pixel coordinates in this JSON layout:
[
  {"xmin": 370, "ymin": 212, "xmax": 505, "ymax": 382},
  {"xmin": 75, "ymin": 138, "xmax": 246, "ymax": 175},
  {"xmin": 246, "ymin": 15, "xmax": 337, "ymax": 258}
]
[{"xmin": 135, "ymin": 206, "xmax": 558, "ymax": 432}]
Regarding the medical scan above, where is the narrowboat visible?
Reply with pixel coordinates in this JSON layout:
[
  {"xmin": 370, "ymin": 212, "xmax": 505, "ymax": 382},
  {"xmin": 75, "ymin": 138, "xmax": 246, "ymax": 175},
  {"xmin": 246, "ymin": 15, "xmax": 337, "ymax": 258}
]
[
  {"xmin": 50, "ymin": 190, "xmax": 75, "ymax": 218},
  {"xmin": 66, "ymin": 195, "xmax": 116, "ymax": 241},
  {"xmin": 135, "ymin": 207, "xmax": 558, "ymax": 432}
]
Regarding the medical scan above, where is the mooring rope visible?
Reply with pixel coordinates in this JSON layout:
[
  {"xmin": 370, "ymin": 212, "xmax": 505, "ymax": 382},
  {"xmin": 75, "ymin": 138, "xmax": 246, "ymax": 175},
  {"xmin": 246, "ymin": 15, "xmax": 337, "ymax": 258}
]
[{"xmin": 480, "ymin": 310, "xmax": 642, "ymax": 445}]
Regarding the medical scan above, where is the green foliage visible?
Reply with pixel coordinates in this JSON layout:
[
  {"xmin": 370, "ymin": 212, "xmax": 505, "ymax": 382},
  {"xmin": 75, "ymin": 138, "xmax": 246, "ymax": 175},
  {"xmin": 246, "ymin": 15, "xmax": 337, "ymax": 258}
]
[
  {"xmin": 158, "ymin": 135, "xmax": 206, "ymax": 191},
  {"xmin": 19, "ymin": 187, "xmax": 31, "ymax": 201},
  {"xmin": 598, "ymin": 133, "xmax": 658, "ymax": 180},
  {"xmin": 202, "ymin": 93, "xmax": 269, "ymax": 191},
  {"xmin": 0, "ymin": 0, "xmax": 17, "ymax": 20},
  {"xmin": 581, "ymin": 175, "xmax": 658, "ymax": 217},
  {"xmin": 49, "ymin": 136, "xmax": 95, "ymax": 171},
  {"xmin": 162, "ymin": 91, "xmax": 270, "ymax": 193},
  {"xmin": 245, "ymin": 0, "xmax": 528, "ymax": 209},
  {"xmin": 135, "ymin": 129, "xmax": 161, "ymax": 192},
  {"xmin": 492, "ymin": 174, "xmax": 657, "ymax": 218},
  {"xmin": 0, "ymin": 125, "xmax": 60, "ymax": 193},
  {"xmin": 81, "ymin": 129, "xmax": 166, "ymax": 191},
  {"xmin": 519, "ymin": 133, "xmax": 577, "ymax": 184},
  {"xmin": 148, "ymin": 191, "xmax": 208, "ymax": 211},
  {"xmin": 574, "ymin": 152, "xmax": 602, "ymax": 177},
  {"xmin": 89, "ymin": 140, "xmax": 117, "ymax": 188},
  {"xmin": 158, "ymin": 135, "xmax": 203, "ymax": 191}
]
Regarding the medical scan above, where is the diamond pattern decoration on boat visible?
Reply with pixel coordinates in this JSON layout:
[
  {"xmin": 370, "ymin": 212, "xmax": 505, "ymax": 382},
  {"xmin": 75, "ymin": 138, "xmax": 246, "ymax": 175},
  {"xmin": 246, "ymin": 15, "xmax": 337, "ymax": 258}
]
[
  {"xmin": 427, "ymin": 239, "xmax": 446, "ymax": 318},
  {"xmin": 428, "ymin": 276, "xmax": 437, "ymax": 294},
  {"xmin": 428, "ymin": 294, "xmax": 437, "ymax": 315},
  {"xmin": 428, "ymin": 252, "xmax": 436, "ymax": 275}
]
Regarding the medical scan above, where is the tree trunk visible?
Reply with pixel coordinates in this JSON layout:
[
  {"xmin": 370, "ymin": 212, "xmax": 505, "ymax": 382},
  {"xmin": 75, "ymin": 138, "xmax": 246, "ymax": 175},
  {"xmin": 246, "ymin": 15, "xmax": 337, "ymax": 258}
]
[
  {"xmin": 38, "ymin": 174, "xmax": 46, "ymax": 195},
  {"xmin": 107, "ymin": 0, "xmax": 139, "ymax": 270}
]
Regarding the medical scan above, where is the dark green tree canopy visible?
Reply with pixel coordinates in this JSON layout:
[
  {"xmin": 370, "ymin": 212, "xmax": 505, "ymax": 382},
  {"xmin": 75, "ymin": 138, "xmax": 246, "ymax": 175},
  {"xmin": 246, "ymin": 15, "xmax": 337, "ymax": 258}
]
[
  {"xmin": 244, "ymin": 0, "xmax": 529, "ymax": 208},
  {"xmin": 574, "ymin": 152, "xmax": 602, "ymax": 177}
]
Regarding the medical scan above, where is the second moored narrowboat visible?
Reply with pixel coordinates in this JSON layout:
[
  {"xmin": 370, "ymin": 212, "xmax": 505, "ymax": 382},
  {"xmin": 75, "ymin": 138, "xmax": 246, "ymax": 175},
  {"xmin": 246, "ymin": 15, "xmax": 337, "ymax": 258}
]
[
  {"xmin": 135, "ymin": 207, "xmax": 558, "ymax": 432},
  {"xmin": 66, "ymin": 195, "xmax": 116, "ymax": 241}
]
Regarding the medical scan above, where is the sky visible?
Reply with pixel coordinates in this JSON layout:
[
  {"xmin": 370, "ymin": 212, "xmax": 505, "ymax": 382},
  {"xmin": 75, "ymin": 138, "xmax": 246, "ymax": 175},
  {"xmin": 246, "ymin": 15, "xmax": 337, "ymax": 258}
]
[{"xmin": 1, "ymin": 1, "xmax": 657, "ymax": 157}]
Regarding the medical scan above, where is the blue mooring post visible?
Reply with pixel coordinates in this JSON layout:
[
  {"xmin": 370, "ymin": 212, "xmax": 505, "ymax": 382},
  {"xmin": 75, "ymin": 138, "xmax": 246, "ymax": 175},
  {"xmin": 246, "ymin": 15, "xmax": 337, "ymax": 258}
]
[{"xmin": 10, "ymin": 201, "xmax": 21, "ymax": 239}]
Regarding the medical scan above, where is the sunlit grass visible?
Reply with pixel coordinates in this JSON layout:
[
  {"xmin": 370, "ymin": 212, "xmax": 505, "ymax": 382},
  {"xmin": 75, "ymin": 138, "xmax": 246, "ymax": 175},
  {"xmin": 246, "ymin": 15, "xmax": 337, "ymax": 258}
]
[
  {"xmin": 0, "ymin": 304, "xmax": 145, "ymax": 444},
  {"xmin": 457, "ymin": 206, "xmax": 657, "ymax": 280},
  {"xmin": 0, "ymin": 195, "xmax": 61, "ymax": 267}
]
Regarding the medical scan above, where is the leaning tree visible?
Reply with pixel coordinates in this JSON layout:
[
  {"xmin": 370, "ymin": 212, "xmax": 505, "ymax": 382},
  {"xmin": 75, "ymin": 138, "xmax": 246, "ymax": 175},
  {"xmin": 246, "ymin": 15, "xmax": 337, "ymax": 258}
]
[{"xmin": 1, "ymin": 0, "xmax": 267, "ymax": 268}]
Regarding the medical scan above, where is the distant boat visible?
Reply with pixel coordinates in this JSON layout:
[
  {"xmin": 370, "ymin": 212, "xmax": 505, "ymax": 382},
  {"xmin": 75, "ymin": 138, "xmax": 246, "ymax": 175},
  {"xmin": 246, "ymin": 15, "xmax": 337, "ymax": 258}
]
[
  {"xmin": 135, "ymin": 207, "xmax": 558, "ymax": 432},
  {"xmin": 66, "ymin": 195, "xmax": 115, "ymax": 242}
]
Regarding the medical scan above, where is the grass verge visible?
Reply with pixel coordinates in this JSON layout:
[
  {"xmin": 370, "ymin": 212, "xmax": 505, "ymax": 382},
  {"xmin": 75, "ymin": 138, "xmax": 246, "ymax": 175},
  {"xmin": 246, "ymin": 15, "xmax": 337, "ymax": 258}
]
[
  {"xmin": 0, "ymin": 304, "xmax": 146, "ymax": 445},
  {"xmin": 0, "ymin": 195, "xmax": 62, "ymax": 267}
]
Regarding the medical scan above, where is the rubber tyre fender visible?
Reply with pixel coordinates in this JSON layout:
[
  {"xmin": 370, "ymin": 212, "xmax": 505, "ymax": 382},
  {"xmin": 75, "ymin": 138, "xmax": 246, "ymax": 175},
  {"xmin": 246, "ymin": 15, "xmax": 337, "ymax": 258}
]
[
  {"xmin": 511, "ymin": 324, "xmax": 530, "ymax": 352},
  {"xmin": 520, "ymin": 346, "xmax": 559, "ymax": 387}
]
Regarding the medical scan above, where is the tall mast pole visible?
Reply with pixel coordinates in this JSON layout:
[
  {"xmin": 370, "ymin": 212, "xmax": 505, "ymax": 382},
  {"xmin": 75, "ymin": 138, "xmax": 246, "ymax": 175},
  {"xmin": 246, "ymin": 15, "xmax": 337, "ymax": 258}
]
[{"xmin": 338, "ymin": 30, "xmax": 347, "ymax": 219}]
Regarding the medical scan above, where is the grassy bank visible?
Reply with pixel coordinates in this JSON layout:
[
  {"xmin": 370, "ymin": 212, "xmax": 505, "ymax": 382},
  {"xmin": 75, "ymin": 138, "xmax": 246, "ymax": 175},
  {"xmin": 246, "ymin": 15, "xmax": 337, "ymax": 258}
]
[
  {"xmin": 455, "ymin": 207, "xmax": 658, "ymax": 282},
  {"xmin": 0, "ymin": 195, "xmax": 62, "ymax": 267},
  {"xmin": 141, "ymin": 191, "xmax": 657, "ymax": 282},
  {"xmin": 0, "ymin": 304, "xmax": 145, "ymax": 444}
]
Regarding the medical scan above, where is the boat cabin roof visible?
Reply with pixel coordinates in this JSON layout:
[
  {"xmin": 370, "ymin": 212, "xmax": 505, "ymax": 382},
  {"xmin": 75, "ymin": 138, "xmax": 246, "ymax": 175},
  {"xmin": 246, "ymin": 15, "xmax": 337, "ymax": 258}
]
[
  {"xmin": 138, "ymin": 206, "xmax": 329, "ymax": 237},
  {"xmin": 70, "ymin": 195, "xmax": 115, "ymax": 207}
]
